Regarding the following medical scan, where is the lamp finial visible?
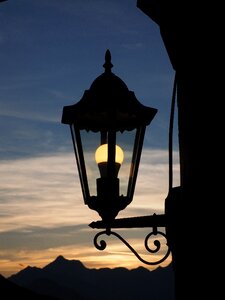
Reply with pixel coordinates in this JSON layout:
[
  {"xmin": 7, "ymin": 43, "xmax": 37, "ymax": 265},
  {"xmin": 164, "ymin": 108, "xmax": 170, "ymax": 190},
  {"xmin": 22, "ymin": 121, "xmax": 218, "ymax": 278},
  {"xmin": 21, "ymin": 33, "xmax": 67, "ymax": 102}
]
[{"xmin": 103, "ymin": 49, "xmax": 113, "ymax": 73}]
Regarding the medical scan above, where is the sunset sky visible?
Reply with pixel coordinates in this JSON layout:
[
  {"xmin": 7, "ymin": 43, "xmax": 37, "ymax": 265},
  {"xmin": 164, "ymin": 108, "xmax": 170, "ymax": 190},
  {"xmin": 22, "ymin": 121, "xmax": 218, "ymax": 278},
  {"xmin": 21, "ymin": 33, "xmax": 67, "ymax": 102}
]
[{"xmin": 0, "ymin": 0, "xmax": 179, "ymax": 277}]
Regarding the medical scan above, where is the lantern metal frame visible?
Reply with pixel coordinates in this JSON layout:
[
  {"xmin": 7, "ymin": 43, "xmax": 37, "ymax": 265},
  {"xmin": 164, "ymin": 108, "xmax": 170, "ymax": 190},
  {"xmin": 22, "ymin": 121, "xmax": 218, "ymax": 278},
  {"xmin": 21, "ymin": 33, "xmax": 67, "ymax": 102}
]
[{"xmin": 62, "ymin": 50, "xmax": 171, "ymax": 265}]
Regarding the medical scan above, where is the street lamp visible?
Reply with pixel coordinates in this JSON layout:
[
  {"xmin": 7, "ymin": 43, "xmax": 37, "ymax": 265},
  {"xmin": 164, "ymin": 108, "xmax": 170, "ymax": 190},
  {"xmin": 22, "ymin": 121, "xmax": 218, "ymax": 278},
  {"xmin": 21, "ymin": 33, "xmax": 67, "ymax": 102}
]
[{"xmin": 61, "ymin": 50, "xmax": 170, "ymax": 265}]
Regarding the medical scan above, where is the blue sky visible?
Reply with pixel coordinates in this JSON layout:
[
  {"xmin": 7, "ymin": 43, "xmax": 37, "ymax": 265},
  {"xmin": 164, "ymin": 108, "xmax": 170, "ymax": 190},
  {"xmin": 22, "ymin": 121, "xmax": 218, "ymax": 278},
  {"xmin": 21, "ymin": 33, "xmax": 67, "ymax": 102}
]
[{"xmin": 0, "ymin": 0, "xmax": 178, "ymax": 276}]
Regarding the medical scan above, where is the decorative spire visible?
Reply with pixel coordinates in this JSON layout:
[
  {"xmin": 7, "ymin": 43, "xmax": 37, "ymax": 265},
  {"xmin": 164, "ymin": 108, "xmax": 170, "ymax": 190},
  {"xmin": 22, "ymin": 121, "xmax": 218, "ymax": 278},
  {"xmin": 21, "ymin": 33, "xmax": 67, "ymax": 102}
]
[{"xmin": 103, "ymin": 49, "xmax": 113, "ymax": 73}]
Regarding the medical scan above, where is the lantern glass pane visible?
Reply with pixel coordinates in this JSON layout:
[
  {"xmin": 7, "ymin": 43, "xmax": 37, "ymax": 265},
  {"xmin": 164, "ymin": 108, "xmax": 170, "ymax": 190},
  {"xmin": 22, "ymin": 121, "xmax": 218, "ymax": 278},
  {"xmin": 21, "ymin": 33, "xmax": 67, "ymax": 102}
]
[
  {"xmin": 80, "ymin": 130, "xmax": 100, "ymax": 196},
  {"xmin": 79, "ymin": 129, "xmax": 138, "ymax": 199},
  {"xmin": 116, "ymin": 130, "xmax": 136, "ymax": 196}
]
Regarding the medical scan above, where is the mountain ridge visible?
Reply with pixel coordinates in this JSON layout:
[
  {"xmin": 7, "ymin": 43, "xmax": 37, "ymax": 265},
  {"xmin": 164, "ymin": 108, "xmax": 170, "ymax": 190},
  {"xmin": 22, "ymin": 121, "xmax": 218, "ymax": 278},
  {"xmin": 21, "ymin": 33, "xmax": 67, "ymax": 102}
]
[
  {"xmin": 0, "ymin": 273, "xmax": 58, "ymax": 299},
  {"xmin": 7, "ymin": 255, "xmax": 175, "ymax": 300}
]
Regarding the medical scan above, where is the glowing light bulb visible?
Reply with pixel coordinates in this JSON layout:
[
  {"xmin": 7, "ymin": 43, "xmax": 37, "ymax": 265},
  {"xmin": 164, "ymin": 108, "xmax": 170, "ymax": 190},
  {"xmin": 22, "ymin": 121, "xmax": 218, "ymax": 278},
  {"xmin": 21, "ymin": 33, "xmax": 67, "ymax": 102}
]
[
  {"xmin": 95, "ymin": 144, "xmax": 124, "ymax": 165},
  {"xmin": 95, "ymin": 143, "xmax": 124, "ymax": 177}
]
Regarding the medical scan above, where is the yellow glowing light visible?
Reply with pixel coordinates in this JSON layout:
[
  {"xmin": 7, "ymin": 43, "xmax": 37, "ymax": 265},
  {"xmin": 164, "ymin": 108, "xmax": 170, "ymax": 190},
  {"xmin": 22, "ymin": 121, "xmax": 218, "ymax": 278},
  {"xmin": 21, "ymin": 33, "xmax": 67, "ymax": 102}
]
[{"xmin": 95, "ymin": 144, "xmax": 124, "ymax": 165}]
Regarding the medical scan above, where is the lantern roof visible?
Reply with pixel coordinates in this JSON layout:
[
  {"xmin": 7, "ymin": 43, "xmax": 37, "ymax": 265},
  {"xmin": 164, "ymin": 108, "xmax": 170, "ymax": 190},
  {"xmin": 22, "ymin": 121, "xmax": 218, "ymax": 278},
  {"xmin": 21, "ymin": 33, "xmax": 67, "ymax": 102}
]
[{"xmin": 62, "ymin": 50, "xmax": 157, "ymax": 131}]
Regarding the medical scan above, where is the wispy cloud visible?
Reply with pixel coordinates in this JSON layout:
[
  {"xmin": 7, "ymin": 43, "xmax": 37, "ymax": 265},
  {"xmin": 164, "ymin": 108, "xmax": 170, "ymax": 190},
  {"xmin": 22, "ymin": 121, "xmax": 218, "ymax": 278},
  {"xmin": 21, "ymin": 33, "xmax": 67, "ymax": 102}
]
[
  {"xmin": 0, "ymin": 149, "xmax": 179, "ymax": 229},
  {"xmin": 0, "ymin": 154, "xmax": 88, "ymax": 231},
  {"xmin": 0, "ymin": 149, "xmax": 178, "ymax": 276}
]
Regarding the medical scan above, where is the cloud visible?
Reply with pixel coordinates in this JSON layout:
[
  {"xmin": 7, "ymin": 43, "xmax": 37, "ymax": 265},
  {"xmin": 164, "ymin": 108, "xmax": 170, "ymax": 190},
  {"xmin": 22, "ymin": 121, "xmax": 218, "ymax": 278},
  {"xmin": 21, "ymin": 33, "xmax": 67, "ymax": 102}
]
[
  {"xmin": 0, "ymin": 149, "xmax": 180, "ymax": 232},
  {"xmin": 0, "ymin": 149, "xmax": 177, "ymax": 275},
  {"xmin": 0, "ymin": 154, "xmax": 89, "ymax": 230}
]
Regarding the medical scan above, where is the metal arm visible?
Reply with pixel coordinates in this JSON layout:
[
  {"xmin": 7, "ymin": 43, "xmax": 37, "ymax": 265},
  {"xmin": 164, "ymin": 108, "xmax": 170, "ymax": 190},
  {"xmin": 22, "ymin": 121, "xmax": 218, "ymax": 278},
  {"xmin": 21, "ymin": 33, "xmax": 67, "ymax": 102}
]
[{"xmin": 89, "ymin": 214, "xmax": 171, "ymax": 266}]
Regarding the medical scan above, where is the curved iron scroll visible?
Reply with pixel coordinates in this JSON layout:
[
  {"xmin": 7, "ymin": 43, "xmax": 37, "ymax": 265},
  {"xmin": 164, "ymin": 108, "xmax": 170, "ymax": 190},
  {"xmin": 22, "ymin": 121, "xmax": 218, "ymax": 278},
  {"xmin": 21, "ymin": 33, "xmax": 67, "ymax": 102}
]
[{"xmin": 93, "ymin": 229, "xmax": 170, "ymax": 265}]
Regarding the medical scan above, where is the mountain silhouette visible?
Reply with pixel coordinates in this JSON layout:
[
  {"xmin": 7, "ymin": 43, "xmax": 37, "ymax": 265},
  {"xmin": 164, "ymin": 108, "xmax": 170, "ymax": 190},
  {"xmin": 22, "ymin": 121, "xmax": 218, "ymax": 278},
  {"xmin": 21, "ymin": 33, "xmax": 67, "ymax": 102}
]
[
  {"xmin": 0, "ymin": 273, "xmax": 58, "ymax": 299},
  {"xmin": 8, "ymin": 255, "xmax": 175, "ymax": 300}
]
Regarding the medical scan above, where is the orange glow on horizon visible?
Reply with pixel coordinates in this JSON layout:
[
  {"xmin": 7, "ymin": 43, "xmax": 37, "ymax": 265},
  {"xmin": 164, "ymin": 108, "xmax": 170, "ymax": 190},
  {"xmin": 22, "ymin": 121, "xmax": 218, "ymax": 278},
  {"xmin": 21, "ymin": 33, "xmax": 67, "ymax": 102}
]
[{"xmin": 0, "ymin": 241, "xmax": 172, "ymax": 278}]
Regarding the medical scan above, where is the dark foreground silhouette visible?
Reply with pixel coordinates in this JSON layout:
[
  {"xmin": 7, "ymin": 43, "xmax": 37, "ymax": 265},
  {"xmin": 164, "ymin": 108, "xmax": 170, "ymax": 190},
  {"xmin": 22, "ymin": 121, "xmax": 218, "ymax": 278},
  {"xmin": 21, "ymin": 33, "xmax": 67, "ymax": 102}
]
[
  {"xmin": 7, "ymin": 255, "xmax": 175, "ymax": 300},
  {"xmin": 0, "ymin": 273, "xmax": 58, "ymax": 299}
]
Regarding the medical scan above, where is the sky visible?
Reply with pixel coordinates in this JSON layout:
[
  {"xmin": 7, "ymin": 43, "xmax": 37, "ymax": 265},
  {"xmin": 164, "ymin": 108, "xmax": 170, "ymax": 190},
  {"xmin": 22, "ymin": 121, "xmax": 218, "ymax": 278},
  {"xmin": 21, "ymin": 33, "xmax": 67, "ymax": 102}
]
[{"xmin": 0, "ymin": 0, "xmax": 179, "ymax": 277}]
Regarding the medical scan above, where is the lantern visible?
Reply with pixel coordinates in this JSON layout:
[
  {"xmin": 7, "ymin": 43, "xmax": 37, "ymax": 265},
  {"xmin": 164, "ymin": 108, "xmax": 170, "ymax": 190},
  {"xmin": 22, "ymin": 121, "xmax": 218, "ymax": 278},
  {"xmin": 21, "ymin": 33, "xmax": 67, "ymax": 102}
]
[{"xmin": 61, "ymin": 50, "xmax": 157, "ymax": 228}]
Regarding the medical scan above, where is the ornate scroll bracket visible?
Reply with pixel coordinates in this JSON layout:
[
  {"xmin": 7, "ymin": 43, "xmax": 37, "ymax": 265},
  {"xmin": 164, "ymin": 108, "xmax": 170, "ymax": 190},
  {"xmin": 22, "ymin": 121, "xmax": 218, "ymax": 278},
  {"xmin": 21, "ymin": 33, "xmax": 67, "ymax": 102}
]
[{"xmin": 93, "ymin": 228, "xmax": 170, "ymax": 266}]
